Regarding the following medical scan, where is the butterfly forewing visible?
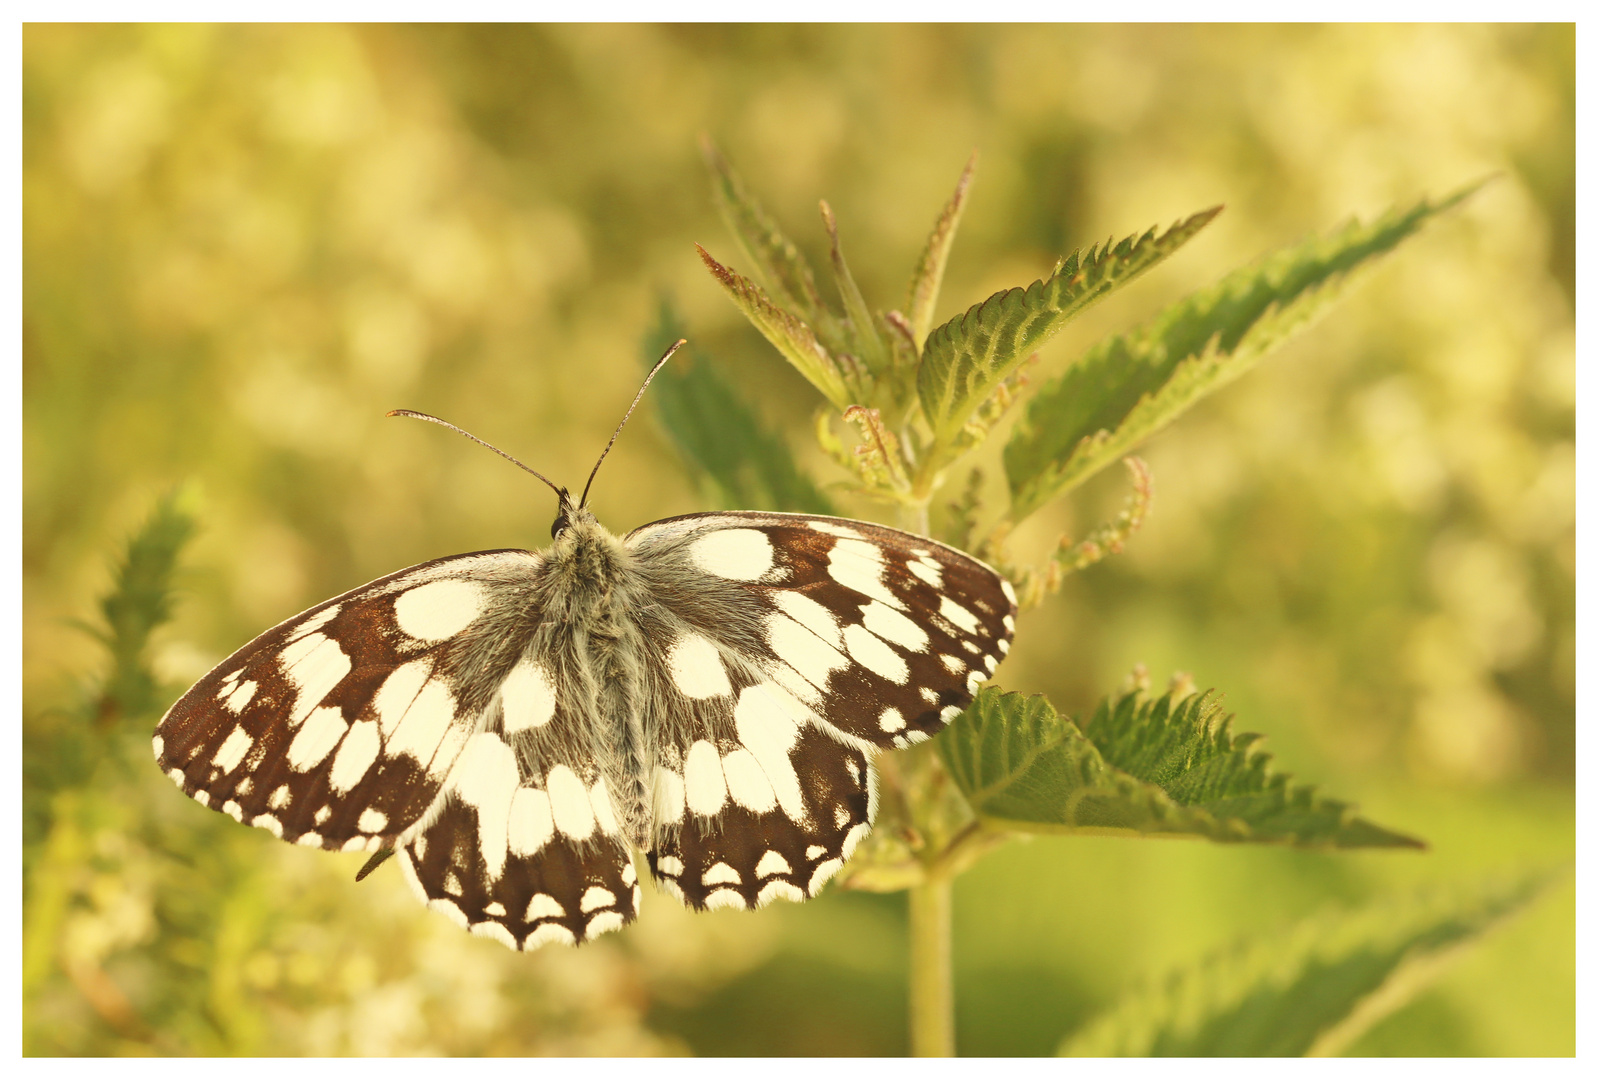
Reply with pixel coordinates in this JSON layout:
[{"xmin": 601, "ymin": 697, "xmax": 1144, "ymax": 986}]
[{"xmin": 155, "ymin": 550, "xmax": 546, "ymax": 851}]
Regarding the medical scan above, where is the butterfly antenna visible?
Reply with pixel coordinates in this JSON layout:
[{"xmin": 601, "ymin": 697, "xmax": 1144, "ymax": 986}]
[
  {"xmin": 386, "ymin": 409, "xmax": 564, "ymax": 498},
  {"xmin": 579, "ymin": 338, "xmax": 686, "ymax": 507}
]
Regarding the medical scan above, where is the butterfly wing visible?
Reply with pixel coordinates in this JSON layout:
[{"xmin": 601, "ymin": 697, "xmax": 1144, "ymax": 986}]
[
  {"xmin": 624, "ymin": 512, "xmax": 1017, "ymax": 909},
  {"xmin": 155, "ymin": 547, "xmax": 638, "ymax": 950}
]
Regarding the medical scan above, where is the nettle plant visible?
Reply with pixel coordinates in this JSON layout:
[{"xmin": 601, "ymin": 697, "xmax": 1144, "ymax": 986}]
[{"xmin": 654, "ymin": 144, "xmax": 1533, "ymax": 1054}]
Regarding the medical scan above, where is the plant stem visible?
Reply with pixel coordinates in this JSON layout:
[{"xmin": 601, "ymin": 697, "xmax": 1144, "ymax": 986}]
[{"xmin": 908, "ymin": 871, "xmax": 954, "ymax": 1056}]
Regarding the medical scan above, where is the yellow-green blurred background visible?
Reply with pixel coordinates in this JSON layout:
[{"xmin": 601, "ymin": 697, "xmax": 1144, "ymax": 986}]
[{"xmin": 23, "ymin": 25, "xmax": 1572, "ymax": 1055}]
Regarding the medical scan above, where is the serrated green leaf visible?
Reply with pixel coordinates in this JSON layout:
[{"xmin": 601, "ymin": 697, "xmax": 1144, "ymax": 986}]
[
  {"xmin": 1059, "ymin": 873, "xmax": 1555, "ymax": 1056},
  {"xmin": 905, "ymin": 152, "xmax": 975, "ymax": 347},
  {"xmin": 700, "ymin": 136, "xmax": 831, "ymax": 331},
  {"xmin": 917, "ymin": 207, "xmax": 1221, "ymax": 446},
  {"xmin": 940, "ymin": 687, "xmax": 1422, "ymax": 849},
  {"xmin": 696, "ymin": 243, "xmax": 853, "ymax": 410},
  {"xmin": 819, "ymin": 200, "xmax": 890, "ymax": 377},
  {"xmin": 1005, "ymin": 186, "xmax": 1481, "ymax": 521},
  {"xmin": 90, "ymin": 489, "xmax": 198, "ymax": 724},
  {"xmin": 642, "ymin": 302, "xmax": 834, "ymax": 515}
]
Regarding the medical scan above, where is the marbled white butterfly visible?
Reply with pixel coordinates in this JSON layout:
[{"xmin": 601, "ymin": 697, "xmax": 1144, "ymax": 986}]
[{"xmin": 155, "ymin": 343, "xmax": 1017, "ymax": 952}]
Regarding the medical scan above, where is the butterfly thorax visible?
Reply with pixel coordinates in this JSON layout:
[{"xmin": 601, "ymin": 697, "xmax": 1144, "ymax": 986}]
[{"xmin": 539, "ymin": 509, "xmax": 653, "ymax": 846}]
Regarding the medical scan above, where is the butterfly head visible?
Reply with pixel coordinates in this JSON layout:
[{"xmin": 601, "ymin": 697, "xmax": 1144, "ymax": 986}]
[{"xmin": 549, "ymin": 487, "xmax": 594, "ymax": 540}]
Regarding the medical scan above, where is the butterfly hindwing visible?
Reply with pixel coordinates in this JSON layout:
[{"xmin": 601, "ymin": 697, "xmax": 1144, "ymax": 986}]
[{"xmin": 155, "ymin": 550, "xmax": 547, "ymax": 852}]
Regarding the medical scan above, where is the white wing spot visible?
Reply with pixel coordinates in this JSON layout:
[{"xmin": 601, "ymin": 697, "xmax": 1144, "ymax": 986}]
[
  {"xmin": 525, "ymin": 893, "xmax": 564, "ymax": 921},
  {"xmin": 807, "ymin": 521, "xmax": 863, "ymax": 539},
  {"xmin": 288, "ymin": 706, "xmax": 348, "ymax": 772},
  {"xmin": 525, "ymin": 922, "xmax": 576, "ymax": 950},
  {"xmin": 393, "ymin": 579, "xmax": 486, "ymax": 642},
  {"xmin": 1001, "ymin": 580, "xmax": 1018, "ymax": 606},
  {"xmin": 940, "ymin": 654, "xmax": 964, "ymax": 674},
  {"xmin": 590, "ymin": 777, "xmax": 621, "ymax": 835},
  {"xmin": 967, "ymin": 670, "xmax": 986, "ymax": 694},
  {"xmin": 826, "ymin": 539, "xmax": 905, "ymax": 611},
  {"xmin": 733, "ymin": 685, "xmax": 806, "ymax": 822},
  {"xmin": 879, "ymin": 706, "xmax": 906, "ymax": 733},
  {"xmin": 656, "ymin": 855, "xmax": 685, "ymax": 876},
  {"xmin": 585, "ymin": 911, "xmax": 626, "ymax": 939},
  {"xmin": 470, "ymin": 921, "xmax": 518, "ymax": 950},
  {"xmin": 843, "ymin": 623, "xmax": 910, "ymax": 684},
  {"xmin": 998, "ymin": 639, "xmax": 1011, "ymax": 655},
  {"xmin": 939, "ymin": 596, "xmax": 981, "ymax": 634},
  {"xmin": 704, "ymin": 889, "xmax": 747, "ymax": 911},
  {"xmin": 666, "ymin": 631, "xmax": 733, "ymax": 700},
  {"xmin": 253, "ymin": 813, "xmax": 283, "ymax": 838},
  {"xmin": 920, "ymin": 687, "xmax": 939, "ymax": 703},
  {"xmin": 443, "ymin": 870, "xmax": 462, "ymax": 896},
  {"xmin": 808, "ymin": 858, "xmax": 843, "ymax": 894},
  {"xmin": 806, "ymin": 845, "xmax": 826, "ymax": 860},
  {"xmin": 833, "ymin": 805, "xmax": 850, "ymax": 828},
  {"xmin": 767, "ymin": 610, "xmax": 851, "ymax": 694},
  {"xmin": 755, "ymin": 850, "xmax": 792, "ymax": 878},
  {"xmin": 357, "ymin": 808, "xmax": 388, "ymax": 833},
  {"xmin": 508, "ymin": 787, "xmax": 554, "ymax": 856},
  {"xmin": 222, "ymin": 800, "xmax": 244, "ymax": 822},
  {"xmin": 652, "ymin": 766, "xmax": 686, "ymax": 826},
  {"xmin": 546, "ymin": 765, "xmax": 596, "ymax": 840},
  {"xmin": 236, "ymin": 777, "xmax": 252, "ymax": 796},
  {"xmin": 268, "ymin": 784, "xmax": 291, "ymax": 810},
  {"xmin": 689, "ymin": 528, "xmax": 774, "ymax": 581},
  {"xmin": 483, "ymin": 902, "xmax": 507, "ymax": 917},
  {"xmin": 703, "ymin": 862, "xmax": 741, "ymax": 886},
  {"xmin": 580, "ymin": 886, "xmax": 616, "ymax": 913},
  {"xmin": 771, "ymin": 590, "xmax": 843, "ymax": 649},
  {"xmin": 907, "ymin": 556, "xmax": 943, "ymax": 588},
  {"xmin": 842, "ymin": 823, "xmax": 870, "ymax": 859},
  {"xmin": 862, "ymin": 601, "xmax": 930, "ymax": 652},
  {"xmin": 622, "ymin": 863, "xmax": 638, "ymax": 886},
  {"xmin": 449, "ymin": 733, "xmax": 521, "ymax": 878},
  {"xmin": 381, "ymin": 670, "xmax": 458, "ymax": 769},
  {"xmin": 280, "ymin": 633, "xmax": 352, "ymax": 726},
  {"xmin": 329, "ymin": 719, "xmax": 381, "ymax": 793},
  {"xmin": 758, "ymin": 879, "xmax": 806, "ymax": 907},
  {"xmin": 721, "ymin": 748, "xmax": 777, "ymax": 813},
  {"xmin": 211, "ymin": 727, "xmax": 253, "ymax": 773},
  {"xmin": 1003, "ymin": 613, "xmax": 1016, "ymax": 633},
  {"xmin": 288, "ymin": 605, "xmax": 340, "ymax": 640},
  {"xmin": 295, "ymin": 831, "xmax": 322, "ymax": 847},
  {"xmin": 314, "ymin": 805, "xmax": 331, "ymax": 825},
  {"xmin": 940, "ymin": 704, "xmax": 962, "ymax": 723},
  {"xmin": 192, "ymin": 790, "xmax": 210, "ymax": 808},
  {"xmin": 224, "ymin": 680, "xmax": 258, "ymax": 714},
  {"xmin": 983, "ymin": 654, "xmax": 998, "ymax": 674},
  {"xmin": 500, "ymin": 658, "xmax": 557, "ymax": 733},
  {"xmin": 683, "ymin": 739, "xmax": 728, "ymax": 816},
  {"xmin": 152, "ymin": 735, "xmax": 164, "ymax": 760}
]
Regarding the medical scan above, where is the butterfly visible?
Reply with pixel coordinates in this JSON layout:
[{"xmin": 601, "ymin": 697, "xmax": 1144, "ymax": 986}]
[{"xmin": 154, "ymin": 342, "xmax": 1017, "ymax": 952}]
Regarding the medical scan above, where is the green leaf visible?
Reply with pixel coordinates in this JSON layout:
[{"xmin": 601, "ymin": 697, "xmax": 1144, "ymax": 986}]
[
  {"xmin": 697, "ymin": 243, "xmax": 854, "ymax": 410},
  {"xmin": 819, "ymin": 200, "xmax": 890, "ymax": 377},
  {"xmin": 642, "ymin": 302, "xmax": 835, "ymax": 515},
  {"xmin": 1005, "ymin": 186, "xmax": 1480, "ymax": 521},
  {"xmin": 904, "ymin": 152, "xmax": 975, "ymax": 348},
  {"xmin": 89, "ymin": 489, "xmax": 198, "ymax": 725},
  {"xmin": 940, "ymin": 687, "xmax": 1422, "ymax": 849},
  {"xmin": 917, "ymin": 207, "xmax": 1221, "ymax": 446},
  {"xmin": 1058, "ymin": 873, "xmax": 1556, "ymax": 1056},
  {"xmin": 700, "ymin": 136, "xmax": 831, "ymax": 331}
]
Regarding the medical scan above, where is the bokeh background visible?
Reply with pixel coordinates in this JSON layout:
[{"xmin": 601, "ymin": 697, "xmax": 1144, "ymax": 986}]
[{"xmin": 23, "ymin": 24, "xmax": 1572, "ymax": 1055}]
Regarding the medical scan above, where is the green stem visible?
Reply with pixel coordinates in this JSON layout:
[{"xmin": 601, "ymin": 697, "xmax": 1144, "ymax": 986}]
[{"xmin": 908, "ymin": 871, "xmax": 954, "ymax": 1056}]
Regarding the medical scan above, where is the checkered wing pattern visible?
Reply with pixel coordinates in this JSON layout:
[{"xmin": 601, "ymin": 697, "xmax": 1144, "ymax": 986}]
[{"xmin": 625, "ymin": 512, "xmax": 1017, "ymax": 910}]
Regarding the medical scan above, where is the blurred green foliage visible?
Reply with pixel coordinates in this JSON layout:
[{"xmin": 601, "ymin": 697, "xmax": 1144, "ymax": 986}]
[{"xmin": 23, "ymin": 24, "xmax": 1571, "ymax": 1055}]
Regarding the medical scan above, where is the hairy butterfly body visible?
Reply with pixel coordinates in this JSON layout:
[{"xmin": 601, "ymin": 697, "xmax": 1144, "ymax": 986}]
[{"xmin": 155, "ymin": 349, "xmax": 1017, "ymax": 951}]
